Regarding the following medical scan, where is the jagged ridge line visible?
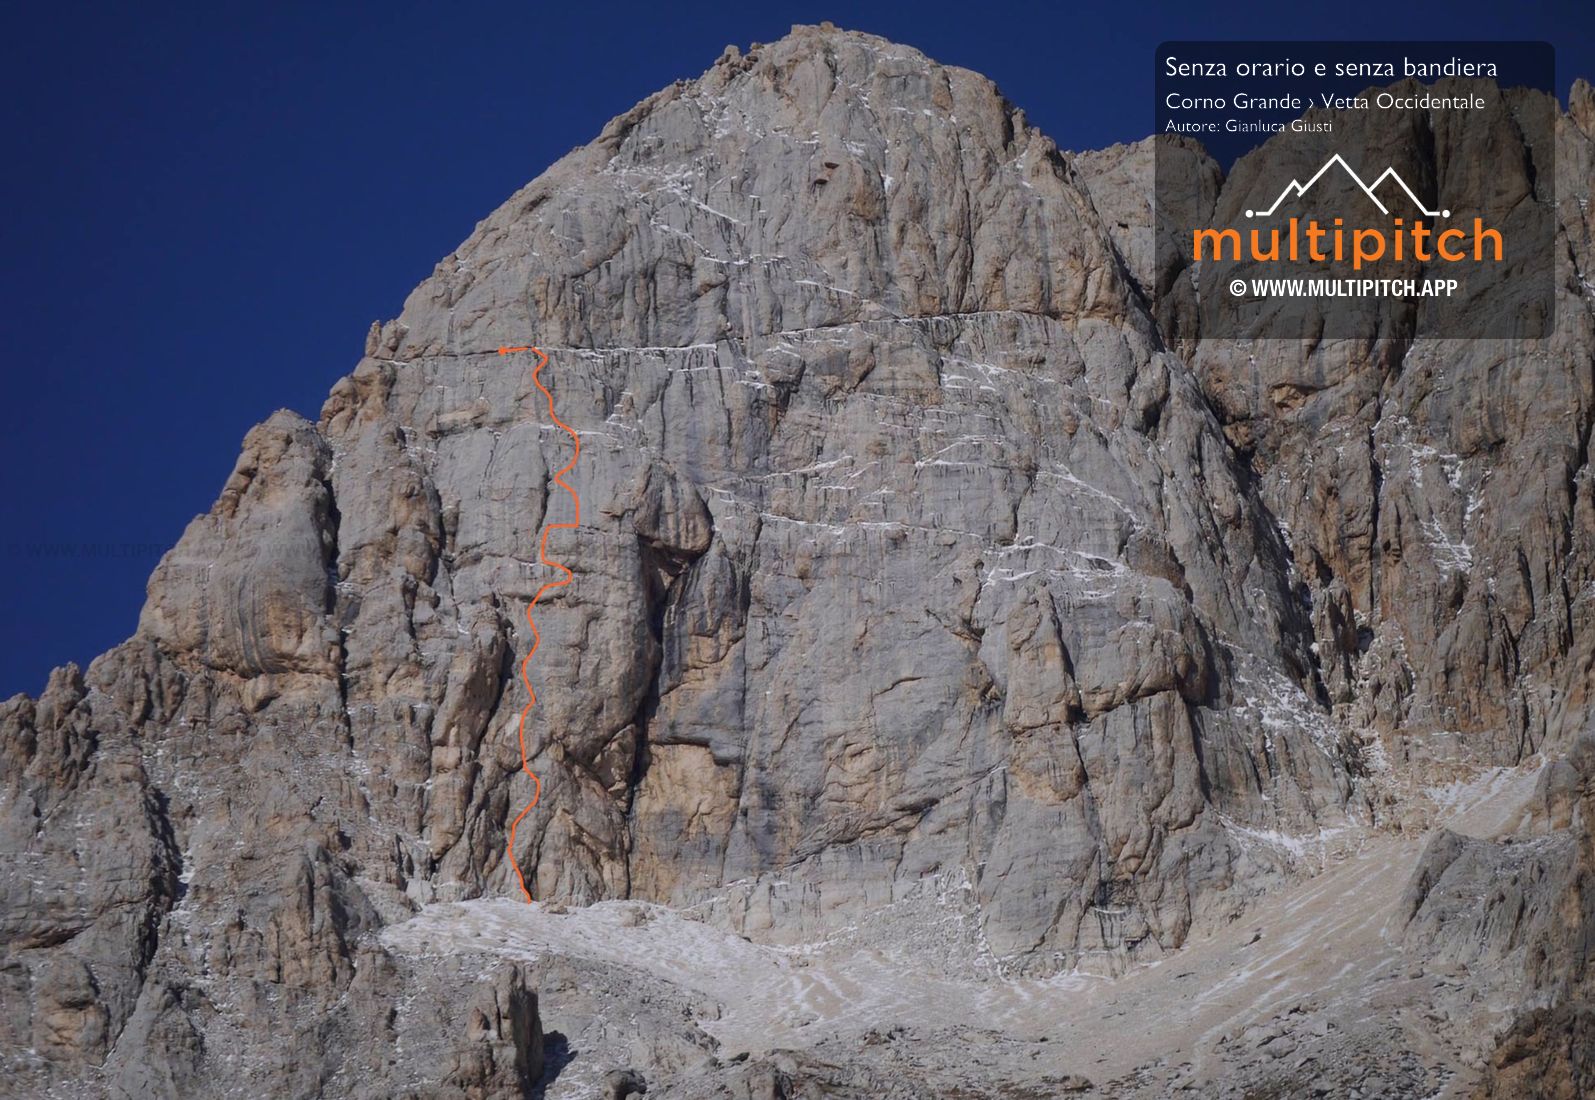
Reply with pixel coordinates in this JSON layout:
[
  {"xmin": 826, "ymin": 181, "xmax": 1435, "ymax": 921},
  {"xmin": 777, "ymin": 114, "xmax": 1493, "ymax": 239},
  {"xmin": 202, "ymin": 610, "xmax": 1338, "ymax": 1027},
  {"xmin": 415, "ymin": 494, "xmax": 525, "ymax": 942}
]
[
  {"xmin": 1249, "ymin": 153, "xmax": 1446, "ymax": 218},
  {"xmin": 503, "ymin": 345, "xmax": 581, "ymax": 903}
]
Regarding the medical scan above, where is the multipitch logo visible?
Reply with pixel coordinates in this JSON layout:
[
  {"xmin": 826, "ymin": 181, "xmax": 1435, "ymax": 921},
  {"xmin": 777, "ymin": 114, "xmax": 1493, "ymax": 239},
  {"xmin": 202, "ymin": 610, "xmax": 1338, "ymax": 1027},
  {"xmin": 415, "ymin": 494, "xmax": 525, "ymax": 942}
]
[{"xmin": 1193, "ymin": 154, "xmax": 1502, "ymax": 271}]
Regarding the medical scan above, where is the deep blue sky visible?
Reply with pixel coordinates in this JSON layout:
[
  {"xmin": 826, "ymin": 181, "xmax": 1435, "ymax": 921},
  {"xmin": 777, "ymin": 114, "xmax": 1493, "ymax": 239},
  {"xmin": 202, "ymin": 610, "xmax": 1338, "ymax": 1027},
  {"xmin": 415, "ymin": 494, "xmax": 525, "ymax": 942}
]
[{"xmin": 3, "ymin": 1, "xmax": 1591, "ymax": 696}]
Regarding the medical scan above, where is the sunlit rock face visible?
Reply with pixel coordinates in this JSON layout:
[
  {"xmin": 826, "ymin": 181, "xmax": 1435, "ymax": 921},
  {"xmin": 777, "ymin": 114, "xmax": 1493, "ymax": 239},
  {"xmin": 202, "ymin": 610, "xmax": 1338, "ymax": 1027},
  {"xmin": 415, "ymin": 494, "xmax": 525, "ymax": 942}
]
[{"xmin": 3, "ymin": 26, "xmax": 1592, "ymax": 1099}]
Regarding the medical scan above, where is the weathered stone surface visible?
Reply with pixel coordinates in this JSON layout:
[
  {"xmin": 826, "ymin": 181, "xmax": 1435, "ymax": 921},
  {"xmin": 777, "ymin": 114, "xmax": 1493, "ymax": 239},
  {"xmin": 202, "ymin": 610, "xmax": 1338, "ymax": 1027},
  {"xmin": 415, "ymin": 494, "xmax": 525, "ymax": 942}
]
[
  {"xmin": 1, "ymin": 22, "xmax": 1592, "ymax": 1098},
  {"xmin": 1077, "ymin": 90, "xmax": 1595, "ymax": 776}
]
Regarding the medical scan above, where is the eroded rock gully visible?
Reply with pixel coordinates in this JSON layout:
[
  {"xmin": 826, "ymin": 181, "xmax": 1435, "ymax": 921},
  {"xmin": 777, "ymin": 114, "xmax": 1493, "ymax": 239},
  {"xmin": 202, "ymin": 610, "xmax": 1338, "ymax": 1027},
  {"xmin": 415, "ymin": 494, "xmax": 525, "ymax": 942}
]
[{"xmin": 3, "ymin": 25, "xmax": 1593, "ymax": 1098}]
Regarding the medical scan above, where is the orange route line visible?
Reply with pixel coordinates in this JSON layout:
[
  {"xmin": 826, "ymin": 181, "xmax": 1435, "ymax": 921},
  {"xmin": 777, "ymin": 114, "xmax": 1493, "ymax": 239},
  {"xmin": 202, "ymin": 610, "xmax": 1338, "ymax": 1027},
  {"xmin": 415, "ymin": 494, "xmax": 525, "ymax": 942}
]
[{"xmin": 501, "ymin": 344, "xmax": 580, "ymax": 904}]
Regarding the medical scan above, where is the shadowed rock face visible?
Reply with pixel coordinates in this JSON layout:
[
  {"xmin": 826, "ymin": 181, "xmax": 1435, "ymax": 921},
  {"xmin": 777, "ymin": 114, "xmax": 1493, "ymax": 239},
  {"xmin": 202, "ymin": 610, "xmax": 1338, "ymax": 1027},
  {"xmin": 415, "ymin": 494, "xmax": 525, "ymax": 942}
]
[{"xmin": 2, "ymin": 25, "xmax": 1592, "ymax": 1098}]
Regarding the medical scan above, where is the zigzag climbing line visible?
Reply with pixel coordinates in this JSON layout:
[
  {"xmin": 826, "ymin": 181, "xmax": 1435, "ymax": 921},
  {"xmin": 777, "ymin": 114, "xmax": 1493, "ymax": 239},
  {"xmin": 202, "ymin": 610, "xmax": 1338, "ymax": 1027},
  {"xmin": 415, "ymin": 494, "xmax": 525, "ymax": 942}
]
[{"xmin": 500, "ymin": 345, "xmax": 580, "ymax": 903}]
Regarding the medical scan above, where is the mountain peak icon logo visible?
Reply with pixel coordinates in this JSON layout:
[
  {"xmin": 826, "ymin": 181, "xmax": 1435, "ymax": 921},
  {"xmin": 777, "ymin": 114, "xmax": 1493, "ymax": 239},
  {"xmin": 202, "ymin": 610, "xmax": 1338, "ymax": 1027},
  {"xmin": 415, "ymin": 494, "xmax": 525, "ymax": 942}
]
[{"xmin": 1244, "ymin": 154, "xmax": 1450, "ymax": 219}]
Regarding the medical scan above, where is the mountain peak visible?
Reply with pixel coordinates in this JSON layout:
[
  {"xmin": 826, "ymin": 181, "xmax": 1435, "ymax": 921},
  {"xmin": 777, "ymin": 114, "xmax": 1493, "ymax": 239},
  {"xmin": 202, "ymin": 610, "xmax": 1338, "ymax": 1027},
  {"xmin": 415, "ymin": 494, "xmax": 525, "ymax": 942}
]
[
  {"xmin": 370, "ymin": 21, "xmax": 1135, "ymax": 362},
  {"xmin": 7, "ymin": 24, "xmax": 1595, "ymax": 1100}
]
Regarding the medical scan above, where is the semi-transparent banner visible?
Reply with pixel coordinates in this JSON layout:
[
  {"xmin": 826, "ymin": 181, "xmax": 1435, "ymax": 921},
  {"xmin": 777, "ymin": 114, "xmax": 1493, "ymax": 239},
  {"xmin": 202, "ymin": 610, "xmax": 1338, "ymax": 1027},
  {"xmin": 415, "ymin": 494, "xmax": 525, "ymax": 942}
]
[{"xmin": 1155, "ymin": 42, "xmax": 1556, "ymax": 340}]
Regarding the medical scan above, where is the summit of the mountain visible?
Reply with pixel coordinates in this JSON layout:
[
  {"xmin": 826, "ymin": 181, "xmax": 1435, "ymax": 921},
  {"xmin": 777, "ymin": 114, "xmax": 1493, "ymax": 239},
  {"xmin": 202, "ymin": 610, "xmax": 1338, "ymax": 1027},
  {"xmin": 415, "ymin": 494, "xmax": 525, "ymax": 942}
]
[{"xmin": 4, "ymin": 24, "xmax": 1594, "ymax": 1098}]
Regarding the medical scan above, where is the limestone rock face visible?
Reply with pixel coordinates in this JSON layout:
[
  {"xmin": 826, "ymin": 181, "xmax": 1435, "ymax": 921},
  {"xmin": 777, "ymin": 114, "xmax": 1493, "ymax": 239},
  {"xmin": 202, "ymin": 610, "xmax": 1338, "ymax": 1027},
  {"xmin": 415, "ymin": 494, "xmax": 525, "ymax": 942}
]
[
  {"xmin": 1077, "ymin": 97, "xmax": 1595, "ymax": 775},
  {"xmin": 2, "ymin": 23, "xmax": 1592, "ymax": 1098},
  {"xmin": 345, "ymin": 22, "xmax": 1351, "ymax": 967}
]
